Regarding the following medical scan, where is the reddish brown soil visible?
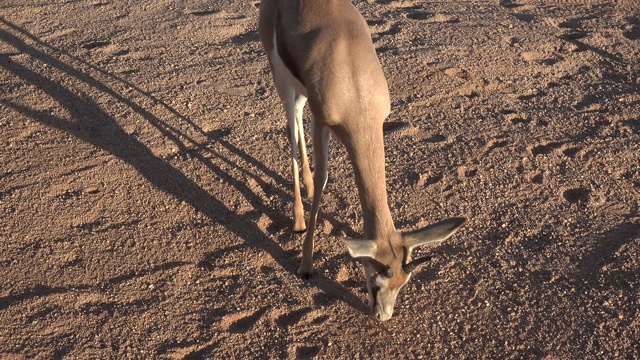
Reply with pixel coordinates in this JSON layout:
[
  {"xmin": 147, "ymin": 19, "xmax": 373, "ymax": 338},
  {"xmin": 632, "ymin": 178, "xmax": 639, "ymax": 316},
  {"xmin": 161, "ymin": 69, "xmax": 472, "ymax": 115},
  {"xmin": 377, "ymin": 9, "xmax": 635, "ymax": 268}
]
[{"xmin": 1, "ymin": 0, "xmax": 639, "ymax": 358}]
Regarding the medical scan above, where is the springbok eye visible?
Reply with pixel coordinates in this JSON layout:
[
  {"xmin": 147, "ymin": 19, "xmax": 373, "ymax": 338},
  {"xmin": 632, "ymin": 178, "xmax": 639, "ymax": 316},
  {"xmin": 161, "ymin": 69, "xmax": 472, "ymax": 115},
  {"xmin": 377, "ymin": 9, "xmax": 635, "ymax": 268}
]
[{"xmin": 383, "ymin": 266, "xmax": 393, "ymax": 278}]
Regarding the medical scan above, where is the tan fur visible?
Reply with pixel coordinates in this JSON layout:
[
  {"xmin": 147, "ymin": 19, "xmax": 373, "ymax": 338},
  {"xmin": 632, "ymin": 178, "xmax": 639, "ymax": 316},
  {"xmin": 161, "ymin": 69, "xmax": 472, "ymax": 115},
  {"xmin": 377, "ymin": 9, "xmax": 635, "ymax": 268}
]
[{"xmin": 259, "ymin": 0, "xmax": 466, "ymax": 320}]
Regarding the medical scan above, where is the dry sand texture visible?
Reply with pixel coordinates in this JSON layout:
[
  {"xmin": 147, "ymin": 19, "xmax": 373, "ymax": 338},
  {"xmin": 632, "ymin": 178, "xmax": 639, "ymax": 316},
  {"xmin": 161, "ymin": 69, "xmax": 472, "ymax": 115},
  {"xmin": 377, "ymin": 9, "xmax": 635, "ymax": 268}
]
[{"xmin": 1, "ymin": 0, "xmax": 639, "ymax": 358}]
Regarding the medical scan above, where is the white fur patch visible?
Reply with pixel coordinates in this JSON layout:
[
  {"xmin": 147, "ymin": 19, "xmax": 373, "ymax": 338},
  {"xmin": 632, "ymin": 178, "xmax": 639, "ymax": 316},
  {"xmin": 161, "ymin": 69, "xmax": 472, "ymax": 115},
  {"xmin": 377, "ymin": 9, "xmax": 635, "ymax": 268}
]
[{"xmin": 271, "ymin": 32, "xmax": 308, "ymax": 98}]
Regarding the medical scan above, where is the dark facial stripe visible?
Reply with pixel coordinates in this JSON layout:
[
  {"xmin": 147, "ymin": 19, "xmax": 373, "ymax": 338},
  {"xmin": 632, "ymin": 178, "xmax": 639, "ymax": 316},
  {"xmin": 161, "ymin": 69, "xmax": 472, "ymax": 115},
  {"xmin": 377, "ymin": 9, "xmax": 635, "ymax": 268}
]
[{"xmin": 370, "ymin": 285, "xmax": 379, "ymax": 309}]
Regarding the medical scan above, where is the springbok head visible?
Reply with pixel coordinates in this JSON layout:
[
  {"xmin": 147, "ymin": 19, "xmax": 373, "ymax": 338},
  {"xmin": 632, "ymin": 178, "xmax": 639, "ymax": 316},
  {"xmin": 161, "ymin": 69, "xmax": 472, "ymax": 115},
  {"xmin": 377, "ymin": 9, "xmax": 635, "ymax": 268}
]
[{"xmin": 343, "ymin": 217, "xmax": 467, "ymax": 320}]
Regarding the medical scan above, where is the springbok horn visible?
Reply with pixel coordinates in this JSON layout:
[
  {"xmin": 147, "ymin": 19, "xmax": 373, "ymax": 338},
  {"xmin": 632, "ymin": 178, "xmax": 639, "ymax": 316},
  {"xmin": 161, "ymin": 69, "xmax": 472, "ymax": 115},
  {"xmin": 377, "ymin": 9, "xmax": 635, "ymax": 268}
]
[{"xmin": 402, "ymin": 246, "xmax": 432, "ymax": 274}]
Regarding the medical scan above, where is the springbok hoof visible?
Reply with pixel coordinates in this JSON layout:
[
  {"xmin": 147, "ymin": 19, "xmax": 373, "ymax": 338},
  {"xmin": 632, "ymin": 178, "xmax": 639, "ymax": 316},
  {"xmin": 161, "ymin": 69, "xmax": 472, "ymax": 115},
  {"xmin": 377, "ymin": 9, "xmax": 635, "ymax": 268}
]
[
  {"xmin": 297, "ymin": 263, "xmax": 314, "ymax": 278},
  {"xmin": 293, "ymin": 219, "xmax": 307, "ymax": 233}
]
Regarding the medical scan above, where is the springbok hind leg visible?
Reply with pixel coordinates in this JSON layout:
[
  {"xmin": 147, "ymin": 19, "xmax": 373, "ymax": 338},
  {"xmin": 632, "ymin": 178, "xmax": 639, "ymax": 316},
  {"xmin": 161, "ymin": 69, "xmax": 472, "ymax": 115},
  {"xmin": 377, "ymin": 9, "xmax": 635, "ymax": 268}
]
[
  {"xmin": 298, "ymin": 119, "xmax": 330, "ymax": 277},
  {"xmin": 282, "ymin": 91, "xmax": 306, "ymax": 233},
  {"xmin": 295, "ymin": 94, "xmax": 314, "ymax": 199}
]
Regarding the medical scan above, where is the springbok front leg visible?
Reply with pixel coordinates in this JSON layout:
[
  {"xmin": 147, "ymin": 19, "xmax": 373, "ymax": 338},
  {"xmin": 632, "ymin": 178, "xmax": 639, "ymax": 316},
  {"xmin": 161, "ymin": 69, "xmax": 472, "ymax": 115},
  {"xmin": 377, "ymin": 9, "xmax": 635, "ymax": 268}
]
[{"xmin": 298, "ymin": 118, "xmax": 330, "ymax": 276}]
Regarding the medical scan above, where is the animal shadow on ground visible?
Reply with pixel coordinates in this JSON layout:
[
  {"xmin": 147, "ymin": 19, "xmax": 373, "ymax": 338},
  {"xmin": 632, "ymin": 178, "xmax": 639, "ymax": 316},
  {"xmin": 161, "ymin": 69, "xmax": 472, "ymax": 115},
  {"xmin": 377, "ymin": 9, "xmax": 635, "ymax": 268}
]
[
  {"xmin": 0, "ymin": 18, "xmax": 367, "ymax": 316},
  {"xmin": 0, "ymin": 261, "xmax": 188, "ymax": 312},
  {"xmin": 572, "ymin": 222, "xmax": 640, "ymax": 289}
]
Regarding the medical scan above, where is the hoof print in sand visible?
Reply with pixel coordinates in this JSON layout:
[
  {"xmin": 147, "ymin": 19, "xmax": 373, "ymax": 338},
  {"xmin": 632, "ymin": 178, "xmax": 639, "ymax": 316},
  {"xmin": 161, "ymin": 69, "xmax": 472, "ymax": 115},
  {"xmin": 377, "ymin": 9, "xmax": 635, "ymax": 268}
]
[
  {"xmin": 405, "ymin": 11, "xmax": 459, "ymax": 23},
  {"xmin": 563, "ymin": 187, "xmax": 590, "ymax": 204},
  {"xmin": 520, "ymin": 51, "xmax": 556, "ymax": 65},
  {"xmin": 220, "ymin": 307, "xmax": 267, "ymax": 333},
  {"xmin": 528, "ymin": 142, "xmax": 562, "ymax": 156},
  {"xmin": 377, "ymin": 24, "xmax": 402, "ymax": 37},
  {"xmin": 417, "ymin": 172, "xmax": 443, "ymax": 188},
  {"xmin": 485, "ymin": 139, "xmax": 509, "ymax": 155},
  {"xmin": 501, "ymin": 110, "xmax": 529, "ymax": 125},
  {"xmin": 424, "ymin": 133, "xmax": 447, "ymax": 143},
  {"xmin": 385, "ymin": 1, "xmax": 421, "ymax": 9},
  {"xmin": 81, "ymin": 40, "xmax": 111, "ymax": 50},
  {"xmin": 404, "ymin": 11, "xmax": 433, "ymax": 20},
  {"xmin": 530, "ymin": 172, "xmax": 544, "ymax": 184},
  {"xmin": 430, "ymin": 13, "xmax": 459, "ymax": 23},
  {"xmin": 296, "ymin": 345, "xmax": 321, "ymax": 358},
  {"xmin": 517, "ymin": 89, "xmax": 546, "ymax": 101},
  {"xmin": 275, "ymin": 307, "xmax": 312, "ymax": 328},
  {"xmin": 444, "ymin": 67, "xmax": 471, "ymax": 80},
  {"xmin": 186, "ymin": 9, "xmax": 219, "ymax": 16},
  {"xmin": 457, "ymin": 166, "xmax": 477, "ymax": 179},
  {"xmin": 513, "ymin": 13, "xmax": 535, "ymax": 23},
  {"xmin": 383, "ymin": 121, "xmax": 410, "ymax": 133},
  {"xmin": 560, "ymin": 145, "xmax": 581, "ymax": 158},
  {"xmin": 560, "ymin": 32, "xmax": 589, "ymax": 41},
  {"xmin": 313, "ymin": 292, "xmax": 337, "ymax": 307},
  {"xmin": 499, "ymin": 0, "xmax": 524, "ymax": 9}
]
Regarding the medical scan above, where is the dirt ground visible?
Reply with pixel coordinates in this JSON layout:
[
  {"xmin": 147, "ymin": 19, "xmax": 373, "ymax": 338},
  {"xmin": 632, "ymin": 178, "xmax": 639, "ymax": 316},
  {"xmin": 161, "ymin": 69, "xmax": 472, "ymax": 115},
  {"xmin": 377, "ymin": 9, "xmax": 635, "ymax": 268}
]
[{"xmin": 1, "ymin": 0, "xmax": 639, "ymax": 358}]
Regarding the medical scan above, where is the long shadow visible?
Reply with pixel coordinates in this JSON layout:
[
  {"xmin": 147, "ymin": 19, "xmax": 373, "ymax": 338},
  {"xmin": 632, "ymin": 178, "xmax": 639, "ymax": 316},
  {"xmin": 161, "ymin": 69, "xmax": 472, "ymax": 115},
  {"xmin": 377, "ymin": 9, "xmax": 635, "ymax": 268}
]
[
  {"xmin": 0, "ymin": 17, "xmax": 356, "ymax": 234},
  {"xmin": 565, "ymin": 222, "xmax": 640, "ymax": 337},
  {"xmin": 1, "ymin": 17, "xmax": 359, "ymax": 237},
  {"xmin": 0, "ymin": 19, "xmax": 366, "ymax": 314},
  {"xmin": 573, "ymin": 222, "xmax": 640, "ymax": 286},
  {"xmin": 559, "ymin": 32, "xmax": 623, "ymax": 64},
  {"xmin": 0, "ymin": 17, "xmax": 293, "ymax": 203},
  {"xmin": 0, "ymin": 261, "xmax": 188, "ymax": 311}
]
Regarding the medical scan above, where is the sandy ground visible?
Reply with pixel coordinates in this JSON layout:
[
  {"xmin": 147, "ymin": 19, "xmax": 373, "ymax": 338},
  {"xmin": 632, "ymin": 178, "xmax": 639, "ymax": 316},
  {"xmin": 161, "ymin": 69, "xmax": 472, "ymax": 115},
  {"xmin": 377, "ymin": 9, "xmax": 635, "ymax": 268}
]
[{"xmin": 1, "ymin": 0, "xmax": 639, "ymax": 358}]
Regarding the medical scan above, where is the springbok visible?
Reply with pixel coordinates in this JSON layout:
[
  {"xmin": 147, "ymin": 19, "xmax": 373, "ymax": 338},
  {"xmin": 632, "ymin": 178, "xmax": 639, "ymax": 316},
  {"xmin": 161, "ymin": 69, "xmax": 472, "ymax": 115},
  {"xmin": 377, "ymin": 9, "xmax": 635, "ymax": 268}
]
[{"xmin": 258, "ymin": 0, "xmax": 467, "ymax": 320}]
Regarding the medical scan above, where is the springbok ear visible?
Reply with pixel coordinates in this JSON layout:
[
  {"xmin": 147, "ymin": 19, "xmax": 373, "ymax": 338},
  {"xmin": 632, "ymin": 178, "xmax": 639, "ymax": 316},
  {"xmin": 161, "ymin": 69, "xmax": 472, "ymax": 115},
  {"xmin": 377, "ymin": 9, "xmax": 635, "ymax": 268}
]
[
  {"xmin": 402, "ymin": 217, "xmax": 467, "ymax": 251},
  {"xmin": 342, "ymin": 238, "xmax": 378, "ymax": 258}
]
